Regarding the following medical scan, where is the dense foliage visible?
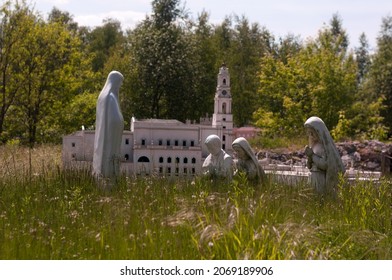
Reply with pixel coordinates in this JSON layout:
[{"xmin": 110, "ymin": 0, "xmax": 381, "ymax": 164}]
[{"xmin": 1, "ymin": 0, "xmax": 392, "ymax": 146}]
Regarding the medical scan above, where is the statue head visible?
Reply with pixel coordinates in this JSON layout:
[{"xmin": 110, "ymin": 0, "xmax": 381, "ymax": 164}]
[
  {"xmin": 108, "ymin": 70, "xmax": 123, "ymax": 83},
  {"xmin": 305, "ymin": 126, "xmax": 319, "ymax": 146},
  {"xmin": 232, "ymin": 137, "xmax": 251, "ymax": 160},
  {"xmin": 106, "ymin": 71, "xmax": 124, "ymax": 94},
  {"xmin": 304, "ymin": 116, "xmax": 327, "ymax": 147},
  {"xmin": 205, "ymin": 135, "xmax": 222, "ymax": 156}
]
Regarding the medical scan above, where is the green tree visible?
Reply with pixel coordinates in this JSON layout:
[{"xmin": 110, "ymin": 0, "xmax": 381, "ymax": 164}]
[
  {"xmin": 47, "ymin": 7, "xmax": 79, "ymax": 33},
  {"xmin": 307, "ymin": 37, "xmax": 356, "ymax": 130},
  {"xmin": 0, "ymin": 0, "xmax": 31, "ymax": 142},
  {"xmin": 190, "ymin": 11, "xmax": 217, "ymax": 119},
  {"xmin": 63, "ymin": 92, "xmax": 97, "ymax": 132},
  {"xmin": 331, "ymin": 32, "xmax": 389, "ymax": 140},
  {"xmin": 212, "ymin": 16, "xmax": 233, "ymax": 65},
  {"xmin": 151, "ymin": 0, "xmax": 183, "ymax": 27},
  {"xmin": 230, "ymin": 16, "xmax": 270, "ymax": 127},
  {"xmin": 254, "ymin": 52, "xmax": 312, "ymax": 136},
  {"xmin": 355, "ymin": 33, "xmax": 372, "ymax": 85},
  {"xmin": 4, "ymin": 11, "xmax": 87, "ymax": 145},
  {"xmin": 129, "ymin": 0, "xmax": 199, "ymax": 121},
  {"xmin": 87, "ymin": 18, "xmax": 125, "ymax": 72},
  {"xmin": 329, "ymin": 13, "xmax": 349, "ymax": 53},
  {"xmin": 274, "ymin": 34, "xmax": 302, "ymax": 64},
  {"xmin": 305, "ymin": 15, "xmax": 356, "ymax": 130},
  {"xmin": 369, "ymin": 15, "xmax": 392, "ymax": 136},
  {"xmin": 255, "ymin": 14, "xmax": 357, "ymax": 137}
]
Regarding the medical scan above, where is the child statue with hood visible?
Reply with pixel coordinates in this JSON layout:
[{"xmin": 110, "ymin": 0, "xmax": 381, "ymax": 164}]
[
  {"xmin": 304, "ymin": 116, "xmax": 345, "ymax": 195},
  {"xmin": 232, "ymin": 137, "xmax": 266, "ymax": 184},
  {"xmin": 202, "ymin": 134, "xmax": 233, "ymax": 181}
]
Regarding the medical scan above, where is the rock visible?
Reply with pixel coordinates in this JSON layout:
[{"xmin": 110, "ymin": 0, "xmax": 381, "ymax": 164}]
[
  {"xmin": 341, "ymin": 155, "xmax": 353, "ymax": 168},
  {"xmin": 341, "ymin": 142, "xmax": 357, "ymax": 154},
  {"xmin": 353, "ymin": 151, "xmax": 361, "ymax": 161},
  {"xmin": 366, "ymin": 161, "xmax": 380, "ymax": 170},
  {"xmin": 257, "ymin": 140, "xmax": 392, "ymax": 172}
]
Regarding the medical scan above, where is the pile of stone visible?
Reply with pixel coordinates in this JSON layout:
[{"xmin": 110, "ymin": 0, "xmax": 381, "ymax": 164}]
[
  {"xmin": 257, "ymin": 140, "xmax": 392, "ymax": 172},
  {"xmin": 337, "ymin": 140, "xmax": 392, "ymax": 171}
]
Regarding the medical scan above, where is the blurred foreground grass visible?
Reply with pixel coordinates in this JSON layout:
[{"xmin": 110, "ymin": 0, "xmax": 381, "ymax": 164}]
[{"xmin": 0, "ymin": 145, "xmax": 391, "ymax": 259}]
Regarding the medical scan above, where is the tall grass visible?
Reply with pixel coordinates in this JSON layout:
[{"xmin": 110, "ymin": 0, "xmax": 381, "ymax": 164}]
[{"xmin": 0, "ymin": 145, "xmax": 391, "ymax": 259}]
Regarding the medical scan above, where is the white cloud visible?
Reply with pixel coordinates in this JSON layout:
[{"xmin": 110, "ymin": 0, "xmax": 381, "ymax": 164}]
[
  {"xmin": 75, "ymin": 10, "xmax": 148, "ymax": 29},
  {"xmin": 36, "ymin": 0, "xmax": 71, "ymax": 5}
]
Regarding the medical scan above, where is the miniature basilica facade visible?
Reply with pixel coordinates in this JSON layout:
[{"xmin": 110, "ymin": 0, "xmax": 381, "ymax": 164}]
[{"xmin": 62, "ymin": 64, "xmax": 234, "ymax": 176}]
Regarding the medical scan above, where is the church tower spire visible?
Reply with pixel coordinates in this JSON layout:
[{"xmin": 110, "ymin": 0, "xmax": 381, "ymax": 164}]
[{"xmin": 212, "ymin": 63, "xmax": 233, "ymax": 152}]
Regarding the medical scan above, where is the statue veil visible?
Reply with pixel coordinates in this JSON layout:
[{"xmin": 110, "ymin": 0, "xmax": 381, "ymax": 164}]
[
  {"xmin": 304, "ymin": 116, "xmax": 345, "ymax": 193},
  {"xmin": 92, "ymin": 71, "xmax": 124, "ymax": 178}
]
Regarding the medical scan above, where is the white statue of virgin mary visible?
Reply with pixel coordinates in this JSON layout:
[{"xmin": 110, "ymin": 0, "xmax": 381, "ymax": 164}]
[{"xmin": 92, "ymin": 71, "xmax": 124, "ymax": 179}]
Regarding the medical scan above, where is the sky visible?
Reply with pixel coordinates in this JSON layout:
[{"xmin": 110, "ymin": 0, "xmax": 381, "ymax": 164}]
[{"xmin": 30, "ymin": 0, "xmax": 392, "ymax": 50}]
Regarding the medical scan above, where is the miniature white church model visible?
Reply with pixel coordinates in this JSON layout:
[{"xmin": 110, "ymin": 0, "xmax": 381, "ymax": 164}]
[{"xmin": 62, "ymin": 64, "xmax": 234, "ymax": 176}]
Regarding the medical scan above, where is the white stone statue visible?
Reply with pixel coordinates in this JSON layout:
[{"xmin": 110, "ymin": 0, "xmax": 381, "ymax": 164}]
[
  {"xmin": 202, "ymin": 135, "xmax": 233, "ymax": 180},
  {"xmin": 232, "ymin": 137, "xmax": 265, "ymax": 183},
  {"xmin": 304, "ymin": 116, "xmax": 345, "ymax": 195},
  {"xmin": 92, "ymin": 71, "xmax": 124, "ymax": 180}
]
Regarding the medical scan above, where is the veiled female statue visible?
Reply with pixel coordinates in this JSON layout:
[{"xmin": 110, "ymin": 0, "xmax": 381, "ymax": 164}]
[
  {"xmin": 92, "ymin": 71, "xmax": 124, "ymax": 179},
  {"xmin": 304, "ymin": 116, "xmax": 345, "ymax": 195},
  {"xmin": 232, "ymin": 137, "xmax": 265, "ymax": 183}
]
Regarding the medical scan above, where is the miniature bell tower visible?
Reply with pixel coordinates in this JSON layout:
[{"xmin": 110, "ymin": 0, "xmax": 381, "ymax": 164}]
[{"xmin": 212, "ymin": 63, "xmax": 233, "ymax": 152}]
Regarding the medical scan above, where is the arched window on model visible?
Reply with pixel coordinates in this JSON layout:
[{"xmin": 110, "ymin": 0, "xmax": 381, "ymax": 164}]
[
  {"xmin": 222, "ymin": 102, "xmax": 226, "ymax": 114},
  {"xmin": 138, "ymin": 156, "xmax": 149, "ymax": 162}
]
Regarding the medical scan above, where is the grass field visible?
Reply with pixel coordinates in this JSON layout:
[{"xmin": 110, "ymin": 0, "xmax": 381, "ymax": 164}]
[{"xmin": 0, "ymin": 145, "xmax": 391, "ymax": 259}]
